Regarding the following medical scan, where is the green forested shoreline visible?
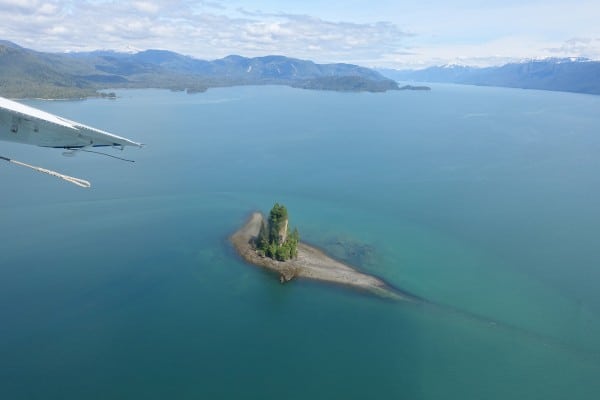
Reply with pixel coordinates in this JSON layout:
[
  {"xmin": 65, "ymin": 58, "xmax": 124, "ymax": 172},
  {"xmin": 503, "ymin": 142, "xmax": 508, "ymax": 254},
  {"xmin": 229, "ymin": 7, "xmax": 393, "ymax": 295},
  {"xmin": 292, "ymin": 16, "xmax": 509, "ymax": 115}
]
[{"xmin": 0, "ymin": 40, "xmax": 398, "ymax": 99}]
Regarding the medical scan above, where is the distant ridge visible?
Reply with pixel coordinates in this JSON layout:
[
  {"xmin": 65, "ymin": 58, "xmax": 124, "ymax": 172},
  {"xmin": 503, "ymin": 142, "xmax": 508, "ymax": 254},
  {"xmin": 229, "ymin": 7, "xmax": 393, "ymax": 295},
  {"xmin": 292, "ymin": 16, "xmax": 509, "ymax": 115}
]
[
  {"xmin": 0, "ymin": 40, "xmax": 398, "ymax": 98},
  {"xmin": 379, "ymin": 58, "xmax": 600, "ymax": 95}
]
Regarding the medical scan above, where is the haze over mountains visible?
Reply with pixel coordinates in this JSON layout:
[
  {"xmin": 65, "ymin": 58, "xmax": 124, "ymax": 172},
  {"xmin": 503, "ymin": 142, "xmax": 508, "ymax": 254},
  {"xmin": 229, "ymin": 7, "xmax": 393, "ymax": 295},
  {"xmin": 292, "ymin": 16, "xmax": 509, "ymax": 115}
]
[
  {"xmin": 3, "ymin": 38, "xmax": 598, "ymax": 98},
  {"xmin": 379, "ymin": 58, "xmax": 600, "ymax": 95},
  {"xmin": 0, "ymin": 40, "xmax": 398, "ymax": 98}
]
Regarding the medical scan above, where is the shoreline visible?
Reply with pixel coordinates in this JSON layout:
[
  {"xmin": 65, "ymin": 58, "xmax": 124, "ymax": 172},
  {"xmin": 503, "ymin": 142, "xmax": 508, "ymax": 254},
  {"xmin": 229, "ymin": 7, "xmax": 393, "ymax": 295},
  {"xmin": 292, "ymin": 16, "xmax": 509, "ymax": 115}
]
[{"xmin": 230, "ymin": 212, "xmax": 414, "ymax": 301}]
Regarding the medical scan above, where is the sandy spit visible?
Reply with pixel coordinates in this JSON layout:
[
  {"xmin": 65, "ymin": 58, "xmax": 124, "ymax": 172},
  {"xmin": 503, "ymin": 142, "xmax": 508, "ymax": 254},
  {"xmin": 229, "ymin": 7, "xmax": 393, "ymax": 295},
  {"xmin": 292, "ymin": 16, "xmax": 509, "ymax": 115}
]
[{"xmin": 230, "ymin": 212, "xmax": 411, "ymax": 300}]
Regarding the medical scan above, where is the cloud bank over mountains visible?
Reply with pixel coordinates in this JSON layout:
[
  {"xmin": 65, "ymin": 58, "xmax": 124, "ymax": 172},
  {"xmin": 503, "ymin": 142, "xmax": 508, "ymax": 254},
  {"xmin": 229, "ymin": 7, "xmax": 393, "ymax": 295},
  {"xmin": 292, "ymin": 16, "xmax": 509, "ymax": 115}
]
[
  {"xmin": 0, "ymin": 0, "xmax": 409, "ymax": 65},
  {"xmin": 0, "ymin": 0, "xmax": 598, "ymax": 68}
]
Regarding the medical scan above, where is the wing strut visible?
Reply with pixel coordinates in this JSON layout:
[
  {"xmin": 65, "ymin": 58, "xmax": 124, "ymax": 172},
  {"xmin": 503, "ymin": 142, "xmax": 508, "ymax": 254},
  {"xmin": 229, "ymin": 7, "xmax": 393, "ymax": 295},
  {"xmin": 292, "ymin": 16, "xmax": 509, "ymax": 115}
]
[{"xmin": 1, "ymin": 155, "xmax": 91, "ymax": 188}]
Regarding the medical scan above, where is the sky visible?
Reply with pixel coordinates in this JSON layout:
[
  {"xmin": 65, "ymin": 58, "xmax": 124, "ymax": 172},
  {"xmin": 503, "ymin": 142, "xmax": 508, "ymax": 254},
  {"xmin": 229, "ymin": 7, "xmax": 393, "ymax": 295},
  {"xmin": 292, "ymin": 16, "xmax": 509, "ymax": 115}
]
[{"xmin": 0, "ymin": 0, "xmax": 599, "ymax": 69}]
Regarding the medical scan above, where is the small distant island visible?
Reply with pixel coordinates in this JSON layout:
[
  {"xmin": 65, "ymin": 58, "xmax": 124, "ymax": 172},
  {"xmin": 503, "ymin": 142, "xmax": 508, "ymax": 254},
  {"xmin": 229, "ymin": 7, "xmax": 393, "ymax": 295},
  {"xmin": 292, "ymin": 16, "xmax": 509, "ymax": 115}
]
[
  {"xmin": 398, "ymin": 84, "xmax": 431, "ymax": 91},
  {"xmin": 231, "ymin": 204, "xmax": 413, "ymax": 300}
]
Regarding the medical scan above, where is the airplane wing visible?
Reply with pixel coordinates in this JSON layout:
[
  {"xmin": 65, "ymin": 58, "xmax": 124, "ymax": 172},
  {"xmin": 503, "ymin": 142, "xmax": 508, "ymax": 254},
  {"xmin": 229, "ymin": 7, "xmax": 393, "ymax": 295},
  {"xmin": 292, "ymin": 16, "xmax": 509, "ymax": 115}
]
[
  {"xmin": 0, "ymin": 96, "xmax": 142, "ymax": 148},
  {"xmin": 1, "ymin": 96, "xmax": 142, "ymax": 188}
]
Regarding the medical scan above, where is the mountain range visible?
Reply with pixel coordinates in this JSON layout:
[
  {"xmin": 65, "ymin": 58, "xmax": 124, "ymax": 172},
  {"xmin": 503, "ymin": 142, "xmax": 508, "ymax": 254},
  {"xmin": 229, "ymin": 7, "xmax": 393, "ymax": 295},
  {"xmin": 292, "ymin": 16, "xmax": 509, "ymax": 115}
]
[
  {"xmin": 378, "ymin": 58, "xmax": 600, "ymax": 95},
  {"xmin": 0, "ymin": 40, "xmax": 398, "ymax": 98}
]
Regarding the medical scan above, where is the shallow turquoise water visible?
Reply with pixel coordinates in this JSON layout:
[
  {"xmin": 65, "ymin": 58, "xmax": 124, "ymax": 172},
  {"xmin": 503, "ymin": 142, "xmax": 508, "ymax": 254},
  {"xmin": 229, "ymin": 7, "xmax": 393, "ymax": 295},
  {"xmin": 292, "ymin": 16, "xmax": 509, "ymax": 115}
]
[{"xmin": 1, "ymin": 85, "xmax": 600, "ymax": 399}]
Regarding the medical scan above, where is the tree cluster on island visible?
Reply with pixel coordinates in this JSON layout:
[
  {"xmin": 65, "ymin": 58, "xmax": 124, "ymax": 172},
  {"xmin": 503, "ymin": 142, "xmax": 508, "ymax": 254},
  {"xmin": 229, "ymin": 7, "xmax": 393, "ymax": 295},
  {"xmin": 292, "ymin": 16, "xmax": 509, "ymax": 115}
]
[{"xmin": 255, "ymin": 203, "xmax": 299, "ymax": 261}]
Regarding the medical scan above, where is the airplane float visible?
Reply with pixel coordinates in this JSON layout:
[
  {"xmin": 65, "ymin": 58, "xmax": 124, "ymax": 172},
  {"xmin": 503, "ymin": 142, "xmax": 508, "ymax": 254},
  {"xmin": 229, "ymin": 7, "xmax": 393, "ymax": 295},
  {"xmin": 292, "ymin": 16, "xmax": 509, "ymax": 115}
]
[{"xmin": 0, "ymin": 96, "xmax": 142, "ymax": 188}]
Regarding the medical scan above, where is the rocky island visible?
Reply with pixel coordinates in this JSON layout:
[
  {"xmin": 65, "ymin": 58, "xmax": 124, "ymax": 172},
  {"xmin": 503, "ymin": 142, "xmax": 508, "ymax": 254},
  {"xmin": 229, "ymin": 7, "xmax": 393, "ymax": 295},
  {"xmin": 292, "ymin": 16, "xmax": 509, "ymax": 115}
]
[
  {"xmin": 230, "ymin": 204, "xmax": 414, "ymax": 301},
  {"xmin": 399, "ymin": 84, "xmax": 431, "ymax": 91}
]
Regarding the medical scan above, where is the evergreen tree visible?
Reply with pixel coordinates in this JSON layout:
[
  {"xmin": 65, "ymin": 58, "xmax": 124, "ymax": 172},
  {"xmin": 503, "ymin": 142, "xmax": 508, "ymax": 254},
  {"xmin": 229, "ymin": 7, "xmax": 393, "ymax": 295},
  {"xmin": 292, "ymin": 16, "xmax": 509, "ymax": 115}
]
[
  {"xmin": 257, "ymin": 220, "xmax": 269, "ymax": 250},
  {"xmin": 268, "ymin": 203, "xmax": 288, "ymax": 244},
  {"xmin": 255, "ymin": 203, "xmax": 299, "ymax": 261}
]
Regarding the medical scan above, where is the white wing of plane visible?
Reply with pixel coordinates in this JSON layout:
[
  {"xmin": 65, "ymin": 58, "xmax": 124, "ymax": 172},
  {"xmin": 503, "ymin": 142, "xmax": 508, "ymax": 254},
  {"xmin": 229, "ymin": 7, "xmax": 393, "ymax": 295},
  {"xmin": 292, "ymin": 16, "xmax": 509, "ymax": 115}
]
[
  {"xmin": 0, "ymin": 96, "xmax": 142, "ymax": 188},
  {"xmin": 0, "ymin": 96, "xmax": 142, "ymax": 148}
]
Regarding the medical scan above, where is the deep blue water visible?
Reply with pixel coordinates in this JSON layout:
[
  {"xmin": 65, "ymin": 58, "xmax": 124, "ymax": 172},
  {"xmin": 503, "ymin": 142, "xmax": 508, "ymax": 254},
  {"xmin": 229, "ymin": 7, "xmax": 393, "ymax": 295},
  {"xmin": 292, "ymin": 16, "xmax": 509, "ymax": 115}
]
[{"xmin": 1, "ymin": 85, "xmax": 600, "ymax": 399}]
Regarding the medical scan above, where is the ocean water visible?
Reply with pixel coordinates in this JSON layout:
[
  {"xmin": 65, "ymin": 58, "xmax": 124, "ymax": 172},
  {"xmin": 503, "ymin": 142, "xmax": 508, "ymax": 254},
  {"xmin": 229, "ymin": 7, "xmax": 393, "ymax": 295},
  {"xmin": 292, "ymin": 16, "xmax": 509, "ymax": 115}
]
[{"xmin": 1, "ymin": 84, "xmax": 600, "ymax": 399}]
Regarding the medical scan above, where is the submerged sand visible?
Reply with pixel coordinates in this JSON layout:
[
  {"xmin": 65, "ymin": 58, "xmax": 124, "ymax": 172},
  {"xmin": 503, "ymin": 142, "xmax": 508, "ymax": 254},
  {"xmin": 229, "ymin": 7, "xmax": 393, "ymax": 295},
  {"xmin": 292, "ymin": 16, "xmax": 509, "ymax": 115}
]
[{"xmin": 230, "ymin": 212, "xmax": 412, "ymax": 300}]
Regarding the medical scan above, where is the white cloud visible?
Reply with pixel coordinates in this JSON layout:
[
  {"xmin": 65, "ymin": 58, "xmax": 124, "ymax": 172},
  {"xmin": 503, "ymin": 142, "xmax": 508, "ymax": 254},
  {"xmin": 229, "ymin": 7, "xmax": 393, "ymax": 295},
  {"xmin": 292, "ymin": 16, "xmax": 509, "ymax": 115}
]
[
  {"xmin": 0, "ymin": 0, "xmax": 38, "ymax": 8},
  {"xmin": 0, "ymin": 0, "xmax": 411, "ymax": 65},
  {"xmin": 546, "ymin": 38, "xmax": 600, "ymax": 59},
  {"xmin": 38, "ymin": 3, "xmax": 58, "ymax": 14},
  {"xmin": 382, "ymin": 35, "xmax": 600, "ymax": 69},
  {"xmin": 132, "ymin": 1, "xmax": 160, "ymax": 14}
]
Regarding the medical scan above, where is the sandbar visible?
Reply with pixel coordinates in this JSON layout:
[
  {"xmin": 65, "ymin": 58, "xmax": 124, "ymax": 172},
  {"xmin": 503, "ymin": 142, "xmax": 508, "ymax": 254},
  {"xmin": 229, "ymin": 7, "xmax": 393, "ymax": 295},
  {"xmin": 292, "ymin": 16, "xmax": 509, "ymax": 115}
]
[{"xmin": 230, "ymin": 212, "xmax": 413, "ymax": 301}]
